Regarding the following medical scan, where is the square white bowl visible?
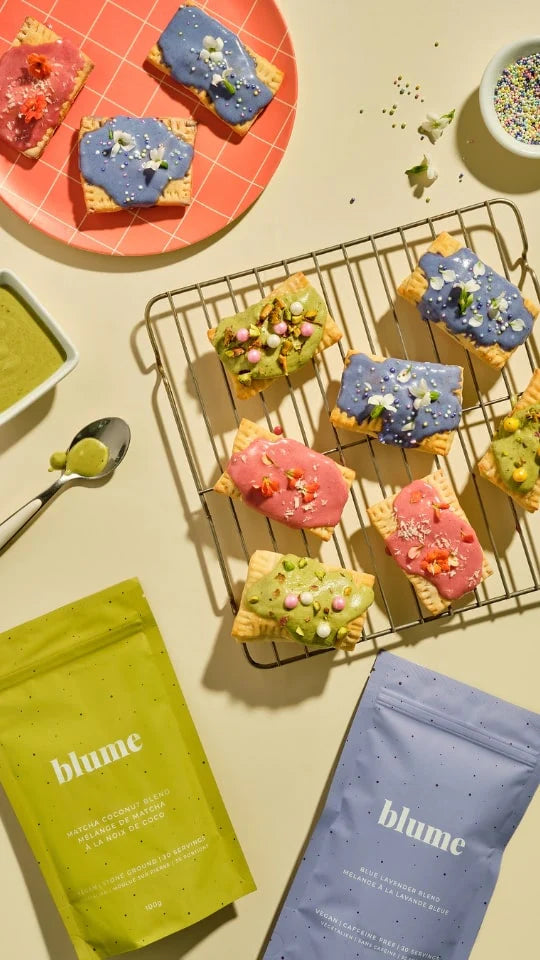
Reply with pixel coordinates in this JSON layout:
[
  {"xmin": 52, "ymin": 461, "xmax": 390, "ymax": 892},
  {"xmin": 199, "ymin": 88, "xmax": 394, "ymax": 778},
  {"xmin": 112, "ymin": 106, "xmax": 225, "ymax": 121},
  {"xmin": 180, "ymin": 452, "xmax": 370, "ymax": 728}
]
[{"xmin": 0, "ymin": 269, "xmax": 79, "ymax": 427}]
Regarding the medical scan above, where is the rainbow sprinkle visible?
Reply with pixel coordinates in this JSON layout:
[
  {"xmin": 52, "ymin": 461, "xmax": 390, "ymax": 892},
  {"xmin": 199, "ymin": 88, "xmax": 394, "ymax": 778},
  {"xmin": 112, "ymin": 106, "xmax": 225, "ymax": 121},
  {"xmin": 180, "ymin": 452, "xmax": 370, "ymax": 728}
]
[{"xmin": 494, "ymin": 52, "xmax": 540, "ymax": 145}]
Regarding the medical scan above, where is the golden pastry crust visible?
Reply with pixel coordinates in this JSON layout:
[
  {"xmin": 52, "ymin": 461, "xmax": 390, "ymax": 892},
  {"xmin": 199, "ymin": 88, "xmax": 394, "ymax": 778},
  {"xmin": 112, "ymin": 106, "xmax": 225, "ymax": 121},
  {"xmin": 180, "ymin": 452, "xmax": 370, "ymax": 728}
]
[
  {"xmin": 208, "ymin": 273, "xmax": 342, "ymax": 399},
  {"xmin": 397, "ymin": 232, "xmax": 539, "ymax": 371},
  {"xmin": 477, "ymin": 368, "xmax": 540, "ymax": 512},
  {"xmin": 232, "ymin": 550, "xmax": 375, "ymax": 652},
  {"xmin": 330, "ymin": 350, "xmax": 463, "ymax": 456},
  {"xmin": 146, "ymin": 0, "xmax": 283, "ymax": 136},
  {"xmin": 78, "ymin": 116, "xmax": 197, "ymax": 212},
  {"xmin": 12, "ymin": 17, "xmax": 93, "ymax": 160},
  {"xmin": 367, "ymin": 468, "xmax": 492, "ymax": 615},
  {"xmin": 214, "ymin": 418, "xmax": 355, "ymax": 541}
]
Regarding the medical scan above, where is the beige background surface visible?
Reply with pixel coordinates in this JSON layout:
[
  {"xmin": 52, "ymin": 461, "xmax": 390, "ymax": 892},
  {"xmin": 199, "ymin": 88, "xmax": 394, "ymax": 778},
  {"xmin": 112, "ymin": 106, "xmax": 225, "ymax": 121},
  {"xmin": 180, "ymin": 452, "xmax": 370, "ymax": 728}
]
[{"xmin": 0, "ymin": 1, "xmax": 539, "ymax": 958}]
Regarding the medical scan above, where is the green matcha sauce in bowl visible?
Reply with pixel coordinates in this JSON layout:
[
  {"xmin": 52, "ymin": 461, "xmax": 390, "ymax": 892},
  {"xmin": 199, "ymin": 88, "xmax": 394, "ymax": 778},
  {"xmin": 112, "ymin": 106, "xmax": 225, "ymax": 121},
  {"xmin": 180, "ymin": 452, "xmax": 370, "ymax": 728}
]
[{"xmin": 0, "ymin": 271, "xmax": 78, "ymax": 427}]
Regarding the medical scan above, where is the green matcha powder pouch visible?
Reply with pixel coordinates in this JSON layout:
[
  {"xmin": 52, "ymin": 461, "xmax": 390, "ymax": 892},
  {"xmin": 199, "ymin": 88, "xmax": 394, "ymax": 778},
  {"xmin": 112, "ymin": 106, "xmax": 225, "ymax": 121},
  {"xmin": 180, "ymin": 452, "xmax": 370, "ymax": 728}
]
[{"xmin": 0, "ymin": 579, "xmax": 255, "ymax": 959}]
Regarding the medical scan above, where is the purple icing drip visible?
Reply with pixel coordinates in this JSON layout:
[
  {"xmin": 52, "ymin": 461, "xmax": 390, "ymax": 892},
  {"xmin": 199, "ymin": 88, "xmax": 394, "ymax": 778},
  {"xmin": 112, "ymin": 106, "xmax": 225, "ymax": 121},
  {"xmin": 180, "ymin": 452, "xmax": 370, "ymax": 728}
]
[
  {"xmin": 418, "ymin": 246, "xmax": 534, "ymax": 350},
  {"xmin": 157, "ymin": 6, "xmax": 273, "ymax": 126},
  {"xmin": 79, "ymin": 117, "xmax": 193, "ymax": 208},
  {"xmin": 336, "ymin": 354, "xmax": 462, "ymax": 446}
]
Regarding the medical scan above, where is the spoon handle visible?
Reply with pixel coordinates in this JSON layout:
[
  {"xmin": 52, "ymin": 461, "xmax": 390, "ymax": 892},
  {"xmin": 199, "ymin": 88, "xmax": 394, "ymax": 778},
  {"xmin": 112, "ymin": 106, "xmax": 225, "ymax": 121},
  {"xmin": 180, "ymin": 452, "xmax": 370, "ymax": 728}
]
[{"xmin": 0, "ymin": 480, "xmax": 63, "ymax": 552}]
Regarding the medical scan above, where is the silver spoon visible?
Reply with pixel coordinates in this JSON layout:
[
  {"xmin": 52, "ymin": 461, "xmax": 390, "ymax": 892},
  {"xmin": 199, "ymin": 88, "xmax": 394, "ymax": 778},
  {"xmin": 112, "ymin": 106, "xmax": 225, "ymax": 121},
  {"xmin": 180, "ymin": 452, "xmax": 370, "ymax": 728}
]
[{"xmin": 0, "ymin": 417, "xmax": 131, "ymax": 552}]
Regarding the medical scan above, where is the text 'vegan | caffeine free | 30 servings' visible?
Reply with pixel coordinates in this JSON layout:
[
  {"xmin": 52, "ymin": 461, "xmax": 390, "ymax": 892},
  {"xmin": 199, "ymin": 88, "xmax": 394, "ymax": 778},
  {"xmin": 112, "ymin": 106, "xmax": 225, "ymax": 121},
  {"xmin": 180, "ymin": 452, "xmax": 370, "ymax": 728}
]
[{"xmin": 0, "ymin": 579, "xmax": 255, "ymax": 960}]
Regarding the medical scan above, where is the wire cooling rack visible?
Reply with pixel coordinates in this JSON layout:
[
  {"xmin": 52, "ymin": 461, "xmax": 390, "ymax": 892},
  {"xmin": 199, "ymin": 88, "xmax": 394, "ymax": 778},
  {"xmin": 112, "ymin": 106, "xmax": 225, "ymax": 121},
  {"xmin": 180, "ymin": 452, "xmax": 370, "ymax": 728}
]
[{"xmin": 145, "ymin": 198, "xmax": 540, "ymax": 669}]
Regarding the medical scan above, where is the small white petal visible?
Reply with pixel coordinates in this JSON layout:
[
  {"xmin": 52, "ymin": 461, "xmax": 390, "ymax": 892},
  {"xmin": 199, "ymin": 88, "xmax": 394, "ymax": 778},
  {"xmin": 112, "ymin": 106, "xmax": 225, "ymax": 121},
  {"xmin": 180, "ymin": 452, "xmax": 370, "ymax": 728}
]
[
  {"xmin": 464, "ymin": 279, "xmax": 480, "ymax": 293},
  {"xmin": 510, "ymin": 318, "xmax": 525, "ymax": 332},
  {"xmin": 430, "ymin": 276, "xmax": 444, "ymax": 290},
  {"xmin": 396, "ymin": 366, "xmax": 412, "ymax": 383},
  {"xmin": 440, "ymin": 269, "xmax": 456, "ymax": 283},
  {"xmin": 472, "ymin": 260, "xmax": 486, "ymax": 277},
  {"xmin": 469, "ymin": 316, "xmax": 483, "ymax": 327}
]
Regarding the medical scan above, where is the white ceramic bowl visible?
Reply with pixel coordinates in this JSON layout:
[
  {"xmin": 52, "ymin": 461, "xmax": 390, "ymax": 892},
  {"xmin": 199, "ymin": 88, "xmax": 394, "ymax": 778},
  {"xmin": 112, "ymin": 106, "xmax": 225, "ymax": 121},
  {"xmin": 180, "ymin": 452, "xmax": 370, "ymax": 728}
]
[
  {"xmin": 0, "ymin": 270, "xmax": 78, "ymax": 427},
  {"xmin": 479, "ymin": 37, "xmax": 540, "ymax": 158}
]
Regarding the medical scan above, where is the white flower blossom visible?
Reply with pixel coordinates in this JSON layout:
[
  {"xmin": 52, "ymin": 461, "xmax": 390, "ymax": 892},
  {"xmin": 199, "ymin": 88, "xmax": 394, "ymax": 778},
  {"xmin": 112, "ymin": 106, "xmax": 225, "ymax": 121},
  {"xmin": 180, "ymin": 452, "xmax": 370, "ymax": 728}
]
[
  {"xmin": 199, "ymin": 35, "xmax": 224, "ymax": 64},
  {"xmin": 405, "ymin": 153, "xmax": 438, "ymax": 182},
  {"xmin": 440, "ymin": 268, "xmax": 456, "ymax": 283},
  {"xmin": 473, "ymin": 260, "xmax": 486, "ymax": 277},
  {"xmin": 430, "ymin": 275, "xmax": 444, "ymax": 290},
  {"xmin": 510, "ymin": 318, "xmax": 525, "ymax": 332},
  {"xmin": 469, "ymin": 315, "xmax": 483, "ymax": 328},
  {"xmin": 487, "ymin": 294, "xmax": 509, "ymax": 320},
  {"xmin": 368, "ymin": 393, "xmax": 397, "ymax": 414},
  {"xmin": 396, "ymin": 365, "xmax": 412, "ymax": 384},
  {"xmin": 110, "ymin": 130, "xmax": 136, "ymax": 157},
  {"xmin": 409, "ymin": 378, "xmax": 439, "ymax": 410},
  {"xmin": 142, "ymin": 144, "xmax": 166, "ymax": 171},
  {"xmin": 211, "ymin": 67, "xmax": 234, "ymax": 92},
  {"xmin": 458, "ymin": 279, "xmax": 481, "ymax": 294},
  {"xmin": 420, "ymin": 109, "xmax": 455, "ymax": 142}
]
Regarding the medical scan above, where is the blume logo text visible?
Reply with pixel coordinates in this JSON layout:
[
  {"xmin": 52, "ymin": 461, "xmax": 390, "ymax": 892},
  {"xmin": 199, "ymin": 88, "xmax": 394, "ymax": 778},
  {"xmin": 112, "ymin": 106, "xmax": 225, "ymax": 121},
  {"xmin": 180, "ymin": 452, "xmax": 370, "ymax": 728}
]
[
  {"xmin": 377, "ymin": 798, "xmax": 466, "ymax": 856},
  {"xmin": 50, "ymin": 732, "xmax": 143, "ymax": 784}
]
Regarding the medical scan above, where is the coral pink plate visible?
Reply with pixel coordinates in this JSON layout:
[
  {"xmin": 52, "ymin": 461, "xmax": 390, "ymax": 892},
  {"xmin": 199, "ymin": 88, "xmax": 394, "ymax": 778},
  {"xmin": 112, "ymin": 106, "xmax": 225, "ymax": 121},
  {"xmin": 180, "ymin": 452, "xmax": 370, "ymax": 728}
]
[{"xmin": 0, "ymin": 0, "xmax": 297, "ymax": 256}]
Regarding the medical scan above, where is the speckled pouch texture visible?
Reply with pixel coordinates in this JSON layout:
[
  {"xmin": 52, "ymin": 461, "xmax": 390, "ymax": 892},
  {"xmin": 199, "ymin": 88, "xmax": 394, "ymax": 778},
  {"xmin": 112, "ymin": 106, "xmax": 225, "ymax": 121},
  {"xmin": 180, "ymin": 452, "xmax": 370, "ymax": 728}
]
[
  {"xmin": 263, "ymin": 652, "xmax": 540, "ymax": 960},
  {"xmin": 0, "ymin": 578, "xmax": 255, "ymax": 960}
]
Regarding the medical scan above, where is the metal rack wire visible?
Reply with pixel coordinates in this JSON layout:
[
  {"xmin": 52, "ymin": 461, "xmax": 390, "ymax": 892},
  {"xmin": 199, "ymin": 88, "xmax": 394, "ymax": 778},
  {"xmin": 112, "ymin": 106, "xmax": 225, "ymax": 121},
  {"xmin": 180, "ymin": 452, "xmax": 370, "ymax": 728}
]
[{"xmin": 145, "ymin": 198, "xmax": 540, "ymax": 668}]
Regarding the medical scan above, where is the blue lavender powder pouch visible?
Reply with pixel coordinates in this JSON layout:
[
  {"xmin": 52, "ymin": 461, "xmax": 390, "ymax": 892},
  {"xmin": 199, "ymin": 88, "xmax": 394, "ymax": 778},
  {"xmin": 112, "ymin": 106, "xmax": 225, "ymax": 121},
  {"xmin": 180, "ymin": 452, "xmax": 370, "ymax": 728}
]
[{"xmin": 263, "ymin": 652, "xmax": 540, "ymax": 960}]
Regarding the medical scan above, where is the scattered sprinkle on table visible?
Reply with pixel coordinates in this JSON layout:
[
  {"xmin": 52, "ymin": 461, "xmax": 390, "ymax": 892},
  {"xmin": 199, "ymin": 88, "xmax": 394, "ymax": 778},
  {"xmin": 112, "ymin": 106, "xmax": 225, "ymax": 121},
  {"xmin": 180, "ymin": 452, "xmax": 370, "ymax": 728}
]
[
  {"xmin": 349, "ymin": 197, "xmax": 356, "ymax": 204},
  {"xmin": 494, "ymin": 52, "xmax": 540, "ymax": 144}
]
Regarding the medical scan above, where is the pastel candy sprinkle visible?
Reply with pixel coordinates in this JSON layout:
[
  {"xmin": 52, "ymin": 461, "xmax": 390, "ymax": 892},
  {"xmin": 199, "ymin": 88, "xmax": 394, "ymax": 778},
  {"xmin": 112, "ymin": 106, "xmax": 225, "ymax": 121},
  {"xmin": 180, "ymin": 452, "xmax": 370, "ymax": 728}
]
[
  {"xmin": 266, "ymin": 333, "xmax": 281, "ymax": 349},
  {"xmin": 494, "ymin": 52, "xmax": 540, "ymax": 145},
  {"xmin": 284, "ymin": 593, "xmax": 298, "ymax": 610},
  {"xmin": 332, "ymin": 595, "xmax": 345, "ymax": 611},
  {"xmin": 236, "ymin": 327, "xmax": 249, "ymax": 342},
  {"xmin": 290, "ymin": 300, "xmax": 304, "ymax": 316},
  {"xmin": 247, "ymin": 348, "xmax": 261, "ymax": 363},
  {"xmin": 300, "ymin": 591, "xmax": 314, "ymax": 605},
  {"xmin": 273, "ymin": 321, "xmax": 288, "ymax": 335},
  {"xmin": 316, "ymin": 622, "xmax": 331, "ymax": 639},
  {"xmin": 300, "ymin": 321, "xmax": 314, "ymax": 338}
]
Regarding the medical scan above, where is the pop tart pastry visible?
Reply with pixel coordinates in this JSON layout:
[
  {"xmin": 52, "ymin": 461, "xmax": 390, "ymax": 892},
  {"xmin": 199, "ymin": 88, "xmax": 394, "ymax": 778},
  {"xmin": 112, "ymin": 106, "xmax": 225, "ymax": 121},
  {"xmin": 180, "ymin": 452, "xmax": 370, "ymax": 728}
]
[
  {"xmin": 368, "ymin": 469, "xmax": 492, "ymax": 615},
  {"xmin": 78, "ymin": 116, "xmax": 196, "ymax": 212},
  {"xmin": 398, "ymin": 232, "xmax": 539, "ymax": 370},
  {"xmin": 330, "ymin": 351, "xmax": 463, "ymax": 455},
  {"xmin": 208, "ymin": 273, "xmax": 341, "ymax": 399},
  {"xmin": 478, "ymin": 368, "xmax": 540, "ymax": 512},
  {"xmin": 233, "ymin": 551, "xmax": 374, "ymax": 652},
  {"xmin": 214, "ymin": 419, "xmax": 354, "ymax": 541},
  {"xmin": 0, "ymin": 17, "xmax": 93, "ymax": 159},
  {"xmin": 147, "ymin": 1, "xmax": 283, "ymax": 135}
]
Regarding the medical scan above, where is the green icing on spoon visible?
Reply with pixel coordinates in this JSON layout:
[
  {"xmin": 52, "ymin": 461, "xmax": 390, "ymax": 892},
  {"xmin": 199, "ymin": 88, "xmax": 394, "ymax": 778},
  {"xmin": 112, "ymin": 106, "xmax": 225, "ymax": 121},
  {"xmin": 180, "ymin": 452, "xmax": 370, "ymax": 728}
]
[
  {"xmin": 491, "ymin": 404, "xmax": 540, "ymax": 494},
  {"xmin": 246, "ymin": 554, "xmax": 374, "ymax": 647},
  {"xmin": 212, "ymin": 286, "xmax": 326, "ymax": 386},
  {"xmin": 49, "ymin": 438, "xmax": 109, "ymax": 478}
]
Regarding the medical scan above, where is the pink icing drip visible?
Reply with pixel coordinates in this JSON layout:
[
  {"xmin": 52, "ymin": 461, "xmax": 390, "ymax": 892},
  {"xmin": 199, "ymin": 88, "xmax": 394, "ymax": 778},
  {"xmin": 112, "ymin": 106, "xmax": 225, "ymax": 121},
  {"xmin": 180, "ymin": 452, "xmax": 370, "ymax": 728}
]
[
  {"xmin": 0, "ymin": 41, "xmax": 84, "ymax": 150},
  {"xmin": 385, "ymin": 479, "xmax": 483, "ymax": 600},
  {"xmin": 226, "ymin": 437, "xmax": 348, "ymax": 529}
]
